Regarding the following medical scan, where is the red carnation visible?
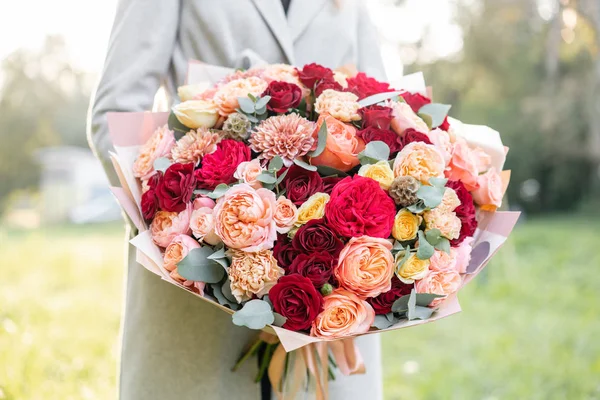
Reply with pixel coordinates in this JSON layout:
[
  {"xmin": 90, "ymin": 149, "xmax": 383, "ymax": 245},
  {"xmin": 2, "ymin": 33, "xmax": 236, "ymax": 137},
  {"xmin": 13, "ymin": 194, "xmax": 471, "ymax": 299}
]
[
  {"xmin": 368, "ymin": 276, "xmax": 414, "ymax": 315},
  {"xmin": 281, "ymin": 165, "xmax": 324, "ymax": 206},
  {"xmin": 358, "ymin": 105, "xmax": 394, "ymax": 130},
  {"xmin": 447, "ymin": 180, "xmax": 478, "ymax": 245},
  {"xmin": 400, "ymin": 92, "xmax": 431, "ymax": 113},
  {"xmin": 325, "ymin": 176, "xmax": 396, "ymax": 238},
  {"xmin": 297, "ymin": 63, "xmax": 335, "ymax": 89},
  {"xmin": 292, "ymin": 218, "xmax": 344, "ymax": 257},
  {"xmin": 400, "ymin": 128, "xmax": 432, "ymax": 148},
  {"xmin": 262, "ymin": 81, "xmax": 303, "ymax": 113},
  {"xmin": 358, "ymin": 127, "xmax": 403, "ymax": 155},
  {"xmin": 273, "ymin": 234, "xmax": 298, "ymax": 268},
  {"xmin": 269, "ymin": 274, "xmax": 324, "ymax": 331},
  {"xmin": 195, "ymin": 139, "xmax": 251, "ymax": 190},
  {"xmin": 346, "ymin": 72, "xmax": 393, "ymax": 100},
  {"xmin": 155, "ymin": 163, "xmax": 195, "ymax": 212},
  {"xmin": 287, "ymin": 251, "xmax": 335, "ymax": 288}
]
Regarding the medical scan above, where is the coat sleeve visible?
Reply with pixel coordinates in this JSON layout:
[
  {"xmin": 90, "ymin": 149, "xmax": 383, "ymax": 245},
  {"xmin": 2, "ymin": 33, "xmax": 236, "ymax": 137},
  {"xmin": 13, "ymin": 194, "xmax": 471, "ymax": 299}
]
[
  {"xmin": 355, "ymin": 0, "xmax": 387, "ymax": 81},
  {"xmin": 87, "ymin": 0, "xmax": 180, "ymax": 185}
]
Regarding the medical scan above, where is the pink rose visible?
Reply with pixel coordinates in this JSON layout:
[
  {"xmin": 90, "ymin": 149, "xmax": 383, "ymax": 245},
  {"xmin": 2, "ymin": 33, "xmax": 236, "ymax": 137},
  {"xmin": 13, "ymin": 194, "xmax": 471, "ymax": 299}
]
[
  {"xmin": 472, "ymin": 147, "xmax": 492, "ymax": 173},
  {"xmin": 273, "ymin": 196, "xmax": 298, "ymax": 234},
  {"xmin": 429, "ymin": 250, "xmax": 458, "ymax": 273},
  {"xmin": 454, "ymin": 237, "xmax": 474, "ymax": 274},
  {"xmin": 150, "ymin": 205, "xmax": 192, "ymax": 248},
  {"xmin": 446, "ymin": 137, "xmax": 479, "ymax": 191},
  {"xmin": 415, "ymin": 270, "xmax": 462, "ymax": 308},
  {"xmin": 472, "ymin": 168, "xmax": 503, "ymax": 208},
  {"xmin": 427, "ymin": 128, "xmax": 453, "ymax": 165},
  {"xmin": 390, "ymin": 102, "xmax": 429, "ymax": 136},
  {"xmin": 193, "ymin": 197, "xmax": 216, "ymax": 210},
  {"xmin": 189, "ymin": 207, "xmax": 221, "ymax": 246},
  {"xmin": 311, "ymin": 289, "xmax": 375, "ymax": 338},
  {"xmin": 213, "ymin": 184, "xmax": 277, "ymax": 252},
  {"xmin": 163, "ymin": 234, "xmax": 205, "ymax": 295},
  {"xmin": 234, "ymin": 159, "xmax": 264, "ymax": 190}
]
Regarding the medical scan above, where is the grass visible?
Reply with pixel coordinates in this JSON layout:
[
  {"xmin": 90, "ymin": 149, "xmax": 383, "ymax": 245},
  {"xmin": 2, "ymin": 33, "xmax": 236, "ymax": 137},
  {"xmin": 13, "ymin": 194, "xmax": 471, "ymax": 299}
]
[{"xmin": 1, "ymin": 217, "xmax": 599, "ymax": 399}]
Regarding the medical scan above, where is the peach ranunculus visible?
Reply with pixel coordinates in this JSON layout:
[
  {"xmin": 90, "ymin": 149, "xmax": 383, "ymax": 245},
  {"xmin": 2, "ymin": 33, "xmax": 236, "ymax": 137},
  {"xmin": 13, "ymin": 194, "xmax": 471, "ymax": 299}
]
[
  {"xmin": 415, "ymin": 269, "xmax": 462, "ymax": 308},
  {"xmin": 213, "ymin": 184, "xmax": 277, "ymax": 252},
  {"xmin": 309, "ymin": 115, "xmax": 364, "ymax": 172},
  {"xmin": 427, "ymin": 128, "xmax": 453, "ymax": 165},
  {"xmin": 335, "ymin": 236, "xmax": 395, "ymax": 298},
  {"xmin": 273, "ymin": 196, "xmax": 298, "ymax": 234},
  {"xmin": 228, "ymin": 249, "xmax": 284, "ymax": 303},
  {"xmin": 189, "ymin": 207, "xmax": 222, "ymax": 246},
  {"xmin": 133, "ymin": 125, "xmax": 176, "ymax": 179},
  {"xmin": 171, "ymin": 128, "xmax": 221, "ymax": 165},
  {"xmin": 314, "ymin": 89, "xmax": 361, "ymax": 122},
  {"xmin": 454, "ymin": 237, "xmax": 474, "ymax": 274},
  {"xmin": 311, "ymin": 289, "xmax": 375, "ymax": 338},
  {"xmin": 423, "ymin": 208, "xmax": 462, "ymax": 240},
  {"xmin": 150, "ymin": 205, "xmax": 192, "ymax": 248},
  {"xmin": 172, "ymin": 100, "xmax": 219, "ymax": 129},
  {"xmin": 446, "ymin": 137, "xmax": 480, "ymax": 191},
  {"xmin": 472, "ymin": 167, "xmax": 503, "ymax": 208},
  {"xmin": 438, "ymin": 187, "xmax": 461, "ymax": 213},
  {"xmin": 393, "ymin": 142, "xmax": 445, "ymax": 184},
  {"xmin": 390, "ymin": 101, "xmax": 429, "ymax": 136},
  {"xmin": 163, "ymin": 234, "xmax": 205, "ymax": 295},
  {"xmin": 395, "ymin": 252, "xmax": 430, "ymax": 284},
  {"xmin": 392, "ymin": 209, "xmax": 421, "ymax": 242},
  {"xmin": 358, "ymin": 160, "xmax": 395, "ymax": 190},
  {"xmin": 234, "ymin": 159, "xmax": 264, "ymax": 190},
  {"xmin": 213, "ymin": 77, "xmax": 269, "ymax": 116},
  {"xmin": 295, "ymin": 192, "xmax": 329, "ymax": 227}
]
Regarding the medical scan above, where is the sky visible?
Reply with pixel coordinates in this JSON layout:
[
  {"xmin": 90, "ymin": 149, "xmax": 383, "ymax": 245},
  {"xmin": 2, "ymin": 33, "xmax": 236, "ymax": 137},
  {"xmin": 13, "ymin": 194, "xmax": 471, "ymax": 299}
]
[{"xmin": 0, "ymin": 0, "xmax": 463, "ymax": 81}]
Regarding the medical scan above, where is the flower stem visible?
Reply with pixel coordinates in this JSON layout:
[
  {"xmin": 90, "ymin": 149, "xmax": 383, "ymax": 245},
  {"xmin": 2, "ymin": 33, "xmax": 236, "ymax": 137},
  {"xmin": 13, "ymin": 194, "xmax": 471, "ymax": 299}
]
[{"xmin": 232, "ymin": 338, "xmax": 263, "ymax": 372}]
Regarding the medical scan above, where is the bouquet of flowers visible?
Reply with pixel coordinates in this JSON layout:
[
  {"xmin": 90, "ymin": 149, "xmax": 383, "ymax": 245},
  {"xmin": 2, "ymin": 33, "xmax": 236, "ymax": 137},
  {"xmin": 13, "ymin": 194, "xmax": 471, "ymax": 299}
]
[{"xmin": 107, "ymin": 61, "xmax": 519, "ymax": 398}]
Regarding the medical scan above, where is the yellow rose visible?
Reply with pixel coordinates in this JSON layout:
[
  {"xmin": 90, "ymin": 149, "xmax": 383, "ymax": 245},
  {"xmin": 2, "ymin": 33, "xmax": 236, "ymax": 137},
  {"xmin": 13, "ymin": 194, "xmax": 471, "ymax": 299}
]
[
  {"xmin": 177, "ymin": 83, "xmax": 210, "ymax": 102},
  {"xmin": 395, "ymin": 252, "xmax": 430, "ymax": 284},
  {"xmin": 392, "ymin": 209, "xmax": 421, "ymax": 241},
  {"xmin": 295, "ymin": 193, "xmax": 330, "ymax": 226},
  {"xmin": 358, "ymin": 161, "xmax": 395, "ymax": 190},
  {"xmin": 172, "ymin": 100, "xmax": 219, "ymax": 129}
]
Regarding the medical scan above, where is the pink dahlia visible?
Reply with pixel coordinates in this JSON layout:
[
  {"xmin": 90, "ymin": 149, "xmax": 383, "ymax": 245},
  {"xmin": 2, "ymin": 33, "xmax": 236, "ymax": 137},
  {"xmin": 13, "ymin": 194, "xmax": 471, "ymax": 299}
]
[{"xmin": 171, "ymin": 128, "xmax": 221, "ymax": 165}]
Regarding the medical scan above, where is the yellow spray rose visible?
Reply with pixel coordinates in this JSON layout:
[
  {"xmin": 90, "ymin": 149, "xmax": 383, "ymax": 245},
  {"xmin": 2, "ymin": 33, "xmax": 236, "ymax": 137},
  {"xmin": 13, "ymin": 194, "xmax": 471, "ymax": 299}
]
[
  {"xmin": 357, "ymin": 160, "xmax": 395, "ymax": 190},
  {"xmin": 395, "ymin": 252, "xmax": 430, "ymax": 284},
  {"xmin": 172, "ymin": 100, "xmax": 219, "ymax": 129},
  {"xmin": 392, "ymin": 209, "xmax": 422, "ymax": 241},
  {"xmin": 295, "ymin": 193, "xmax": 330, "ymax": 226}
]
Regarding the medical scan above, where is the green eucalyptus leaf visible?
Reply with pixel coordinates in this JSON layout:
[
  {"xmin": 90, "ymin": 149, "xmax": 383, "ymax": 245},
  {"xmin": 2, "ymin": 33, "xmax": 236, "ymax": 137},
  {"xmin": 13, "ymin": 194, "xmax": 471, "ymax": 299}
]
[
  {"xmin": 273, "ymin": 313, "xmax": 287, "ymax": 327},
  {"xmin": 435, "ymin": 238, "xmax": 451, "ymax": 254},
  {"xmin": 373, "ymin": 315, "xmax": 396, "ymax": 330},
  {"xmin": 232, "ymin": 299, "xmax": 275, "ymax": 330},
  {"xmin": 415, "ymin": 293, "xmax": 444, "ymax": 307},
  {"xmin": 391, "ymin": 294, "xmax": 411, "ymax": 313},
  {"xmin": 206, "ymin": 183, "xmax": 230, "ymax": 199},
  {"xmin": 255, "ymin": 95, "xmax": 271, "ymax": 109},
  {"xmin": 418, "ymin": 103, "xmax": 451, "ymax": 128},
  {"xmin": 417, "ymin": 185, "xmax": 446, "ymax": 208},
  {"xmin": 246, "ymin": 114, "xmax": 259, "ymax": 123},
  {"xmin": 211, "ymin": 282, "xmax": 240, "ymax": 310},
  {"xmin": 257, "ymin": 173, "xmax": 277, "ymax": 184},
  {"xmin": 407, "ymin": 289, "xmax": 417, "ymax": 318},
  {"xmin": 275, "ymin": 169, "xmax": 289, "ymax": 185},
  {"xmin": 408, "ymin": 305, "xmax": 435, "ymax": 321},
  {"xmin": 255, "ymin": 105, "xmax": 267, "ymax": 115},
  {"xmin": 208, "ymin": 248, "xmax": 229, "ymax": 269},
  {"xmin": 418, "ymin": 112, "xmax": 433, "ymax": 131},
  {"xmin": 416, "ymin": 230, "xmax": 435, "ymax": 260},
  {"xmin": 425, "ymin": 228, "xmax": 443, "ymax": 246},
  {"xmin": 221, "ymin": 279, "xmax": 238, "ymax": 303},
  {"xmin": 293, "ymin": 158, "xmax": 317, "ymax": 171},
  {"xmin": 268, "ymin": 156, "xmax": 284, "ymax": 171},
  {"xmin": 168, "ymin": 111, "xmax": 191, "ymax": 137},
  {"xmin": 153, "ymin": 157, "xmax": 172, "ymax": 173},
  {"xmin": 316, "ymin": 165, "xmax": 349, "ymax": 178},
  {"xmin": 358, "ymin": 90, "xmax": 404, "ymax": 107},
  {"xmin": 407, "ymin": 200, "xmax": 427, "ymax": 214},
  {"xmin": 177, "ymin": 247, "xmax": 226, "ymax": 283},
  {"xmin": 429, "ymin": 177, "xmax": 448, "ymax": 188},
  {"xmin": 247, "ymin": 93, "xmax": 257, "ymax": 102},
  {"xmin": 359, "ymin": 141, "xmax": 390, "ymax": 163},
  {"xmin": 392, "ymin": 241, "xmax": 405, "ymax": 251},
  {"xmin": 238, "ymin": 97, "xmax": 256, "ymax": 114},
  {"xmin": 308, "ymin": 121, "xmax": 328, "ymax": 158}
]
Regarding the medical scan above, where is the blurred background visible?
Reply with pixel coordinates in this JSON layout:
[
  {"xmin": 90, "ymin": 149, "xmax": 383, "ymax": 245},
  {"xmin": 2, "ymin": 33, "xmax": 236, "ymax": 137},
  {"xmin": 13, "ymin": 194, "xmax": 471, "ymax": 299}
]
[{"xmin": 0, "ymin": 0, "xmax": 599, "ymax": 399}]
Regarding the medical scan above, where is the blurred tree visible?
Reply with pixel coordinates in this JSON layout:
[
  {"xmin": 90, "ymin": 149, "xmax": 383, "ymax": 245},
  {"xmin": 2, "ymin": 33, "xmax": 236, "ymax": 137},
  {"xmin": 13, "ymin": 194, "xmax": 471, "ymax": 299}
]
[
  {"xmin": 0, "ymin": 36, "xmax": 91, "ymax": 212},
  {"xmin": 405, "ymin": 0, "xmax": 599, "ymax": 213}
]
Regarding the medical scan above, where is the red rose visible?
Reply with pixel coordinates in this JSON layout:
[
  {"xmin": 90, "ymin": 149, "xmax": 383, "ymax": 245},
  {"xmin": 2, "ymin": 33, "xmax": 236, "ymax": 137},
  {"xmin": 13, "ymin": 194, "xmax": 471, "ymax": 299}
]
[
  {"xmin": 325, "ymin": 176, "xmax": 396, "ymax": 238},
  {"xmin": 195, "ymin": 139, "xmax": 251, "ymax": 190},
  {"xmin": 281, "ymin": 165, "xmax": 324, "ymax": 206},
  {"xmin": 358, "ymin": 127, "xmax": 403, "ymax": 155},
  {"xmin": 292, "ymin": 218, "xmax": 344, "ymax": 257},
  {"xmin": 287, "ymin": 251, "xmax": 335, "ymax": 288},
  {"xmin": 297, "ymin": 63, "xmax": 335, "ymax": 89},
  {"xmin": 358, "ymin": 105, "xmax": 394, "ymax": 130},
  {"xmin": 400, "ymin": 92, "xmax": 431, "ymax": 113},
  {"xmin": 269, "ymin": 274, "xmax": 324, "ymax": 331},
  {"xmin": 447, "ymin": 180, "xmax": 478, "ymax": 246},
  {"xmin": 141, "ymin": 174, "xmax": 160, "ymax": 220},
  {"xmin": 155, "ymin": 163, "xmax": 195, "ymax": 212},
  {"xmin": 346, "ymin": 72, "xmax": 393, "ymax": 100},
  {"xmin": 400, "ymin": 128, "xmax": 432, "ymax": 148},
  {"xmin": 367, "ymin": 276, "xmax": 413, "ymax": 315},
  {"xmin": 439, "ymin": 117, "xmax": 451, "ymax": 131},
  {"xmin": 314, "ymin": 79, "xmax": 343, "ymax": 97},
  {"xmin": 273, "ymin": 234, "xmax": 298, "ymax": 268},
  {"xmin": 262, "ymin": 81, "xmax": 303, "ymax": 113},
  {"xmin": 322, "ymin": 176, "xmax": 343, "ymax": 194}
]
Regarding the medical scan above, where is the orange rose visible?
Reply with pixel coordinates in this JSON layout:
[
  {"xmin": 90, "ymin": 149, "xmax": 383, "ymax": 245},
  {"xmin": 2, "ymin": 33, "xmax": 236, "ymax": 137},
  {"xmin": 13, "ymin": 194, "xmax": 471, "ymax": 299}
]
[
  {"xmin": 335, "ymin": 236, "xmax": 394, "ymax": 298},
  {"xmin": 213, "ymin": 77, "xmax": 268, "ymax": 116},
  {"xmin": 163, "ymin": 234, "xmax": 205, "ymax": 295},
  {"xmin": 150, "ymin": 205, "xmax": 192, "ymax": 248},
  {"xmin": 446, "ymin": 137, "xmax": 479, "ymax": 191},
  {"xmin": 415, "ymin": 270, "xmax": 462, "ymax": 308},
  {"xmin": 393, "ymin": 142, "xmax": 445, "ymax": 184},
  {"xmin": 472, "ymin": 167, "xmax": 503, "ymax": 208},
  {"xmin": 311, "ymin": 289, "xmax": 375, "ymax": 338},
  {"xmin": 309, "ymin": 115, "xmax": 364, "ymax": 172}
]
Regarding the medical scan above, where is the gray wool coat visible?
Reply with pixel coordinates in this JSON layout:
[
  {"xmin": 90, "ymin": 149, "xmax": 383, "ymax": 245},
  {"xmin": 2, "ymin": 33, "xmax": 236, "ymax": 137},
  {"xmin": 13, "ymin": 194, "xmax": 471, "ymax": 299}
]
[{"xmin": 88, "ymin": 1, "xmax": 385, "ymax": 399}]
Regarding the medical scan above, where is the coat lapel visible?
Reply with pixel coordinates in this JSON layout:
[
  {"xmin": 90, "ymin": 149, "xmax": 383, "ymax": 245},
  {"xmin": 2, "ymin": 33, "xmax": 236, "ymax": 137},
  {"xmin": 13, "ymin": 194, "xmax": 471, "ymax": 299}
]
[
  {"xmin": 287, "ymin": 0, "xmax": 328, "ymax": 42},
  {"xmin": 251, "ymin": 0, "xmax": 295, "ymax": 63}
]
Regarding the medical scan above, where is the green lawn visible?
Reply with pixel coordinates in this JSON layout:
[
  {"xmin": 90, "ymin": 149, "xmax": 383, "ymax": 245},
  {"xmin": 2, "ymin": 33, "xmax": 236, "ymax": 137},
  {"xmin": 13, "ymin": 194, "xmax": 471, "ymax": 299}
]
[{"xmin": 1, "ymin": 217, "xmax": 599, "ymax": 399}]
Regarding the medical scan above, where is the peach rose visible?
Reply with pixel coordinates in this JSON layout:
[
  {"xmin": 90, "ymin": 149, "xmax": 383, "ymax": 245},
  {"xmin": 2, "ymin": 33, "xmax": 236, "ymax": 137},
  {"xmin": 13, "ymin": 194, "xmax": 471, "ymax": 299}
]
[
  {"xmin": 234, "ymin": 159, "xmax": 264, "ymax": 190},
  {"xmin": 438, "ymin": 187, "xmax": 461, "ymax": 213},
  {"xmin": 390, "ymin": 101, "xmax": 429, "ymax": 135},
  {"xmin": 193, "ymin": 197, "xmax": 216, "ymax": 210},
  {"xmin": 396, "ymin": 252, "xmax": 429, "ymax": 284},
  {"xmin": 335, "ymin": 236, "xmax": 394, "ymax": 298},
  {"xmin": 473, "ymin": 147, "xmax": 492, "ymax": 173},
  {"xmin": 393, "ymin": 142, "xmax": 445, "ymax": 184},
  {"xmin": 133, "ymin": 125, "xmax": 176, "ymax": 179},
  {"xmin": 150, "ymin": 205, "xmax": 192, "ymax": 248},
  {"xmin": 392, "ymin": 209, "xmax": 421, "ymax": 242},
  {"xmin": 163, "ymin": 234, "xmax": 205, "ymax": 295},
  {"xmin": 172, "ymin": 100, "xmax": 219, "ymax": 129},
  {"xmin": 228, "ymin": 249, "xmax": 284, "ymax": 303},
  {"xmin": 311, "ymin": 289, "xmax": 375, "ymax": 338},
  {"xmin": 423, "ymin": 208, "xmax": 461, "ymax": 240},
  {"xmin": 446, "ymin": 137, "xmax": 479, "ymax": 191},
  {"xmin": 358, "ymin": 160, "xmax": 395, "ymax": 190},
  {"xmin": 310, "ymin": 115, "xmax": 364, "ymax": 172},
  {"xmin": 472, "ymin": 168, "xmax": 503, "ymax": 208},
  {"xmin": 427, "ymin": 128, "xmax": 453, "ymax": 165},
  {"xmin": 295, "ymin": 193, "xmax": 329, "ymax": 226},
  {"xmin": 314, "ymin": 89, "xmax": 361, "ymax": 122},
  {"xmin": 213, "ymin": 184, "xmax": 277, "ymax": 252},
  {"xmin": 429, "ymin": 250, "xmax": 458, "ymax": 273},
  {"xmin": 213, "ymin": 77, "xmax": 269, "ymax": 116},
  {"xmin": 454, "ymin": 237, "xmax": 474, "ymax": 274},
  {"xmin": 189, "ymin": 207, "xmax": 222, "ymax": 246},
  {"xmin": 273, "ymin": 196, "xmax": 298, "ymax": 234},
  {"xmin": 415, "ymin": 270, "xmax": 462, "ymax": 308}
]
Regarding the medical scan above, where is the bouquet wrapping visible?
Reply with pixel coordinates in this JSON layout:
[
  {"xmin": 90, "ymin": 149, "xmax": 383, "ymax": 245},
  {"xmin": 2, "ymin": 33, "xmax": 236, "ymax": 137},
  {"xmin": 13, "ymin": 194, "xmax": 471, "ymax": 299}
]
[{"xmin": 107, "ymin": 61, "xmax": 519, "ymax": 399}]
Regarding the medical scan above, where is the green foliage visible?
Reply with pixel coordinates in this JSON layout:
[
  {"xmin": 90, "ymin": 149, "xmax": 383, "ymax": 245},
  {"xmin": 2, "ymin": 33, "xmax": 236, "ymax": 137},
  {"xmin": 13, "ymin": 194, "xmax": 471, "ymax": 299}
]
[
  {"xmin": 232, "ymin": 299, "xmax": 275, "ymax": 330},
  {"xmin": 358, "ymin": 141, "xmax": 391, "ymax": 165},
  {"xmin": 177, "ymin": 247, "xmax": 225, "ymax": 283}
]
